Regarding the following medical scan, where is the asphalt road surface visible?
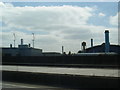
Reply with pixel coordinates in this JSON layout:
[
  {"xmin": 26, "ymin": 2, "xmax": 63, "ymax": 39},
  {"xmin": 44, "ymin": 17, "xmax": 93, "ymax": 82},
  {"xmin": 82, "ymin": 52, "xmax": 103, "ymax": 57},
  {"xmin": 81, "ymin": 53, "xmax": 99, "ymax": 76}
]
[
  {"xmin": 1, "ymin": 81, "xmax": 73, "ymax": 90},
  {"xmin": 2, "ymin": 65, "xmax": 119, "ymax": 77}
]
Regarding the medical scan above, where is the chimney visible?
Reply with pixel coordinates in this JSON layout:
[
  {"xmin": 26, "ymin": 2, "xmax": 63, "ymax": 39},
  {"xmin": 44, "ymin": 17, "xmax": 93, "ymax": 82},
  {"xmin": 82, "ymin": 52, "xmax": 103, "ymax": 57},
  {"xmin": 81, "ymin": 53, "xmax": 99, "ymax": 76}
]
[
  {"xmin": 62, "ymin": 46, "xmax": 64, "ymax": 54},
  {"xmin": 10, "ymin": 44, "xmax": 12, "ymax": 48},
  {"xmin": 105, "ymin": 30, "xmax": 110, "ymax": 53},
  {"xmin": 91, "ymin": 39, "xmax": 93, "ymax": 47},
  {"xmin": 29, "ymin": 44, "xmax": 31, "ymax": 47},
  {"xmin": 21, "ymin": 39, "xmax": 23, "ymax": 45}
]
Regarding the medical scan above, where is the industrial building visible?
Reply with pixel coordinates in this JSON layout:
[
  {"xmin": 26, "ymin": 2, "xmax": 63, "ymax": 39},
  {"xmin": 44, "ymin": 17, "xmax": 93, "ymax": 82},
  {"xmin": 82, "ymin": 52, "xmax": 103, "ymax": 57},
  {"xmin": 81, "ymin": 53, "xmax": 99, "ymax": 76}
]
[
  {"xmin": 1, "ymin": 39, "xmax": 43, "ymax": 56},
  {"xmin": 1, "ymin": 30, "xmax": 120, "ymax": 56},
  {"xmin": 1, "ymin": 39, "xmax": 62, "ymax": 56},
  {"xmin": 78, "ymin": 43, "xmax": 120, "ymax": 54},
  {"xmin": 78, "ymin": 30, "xmax": 120, "ymax": 54}
]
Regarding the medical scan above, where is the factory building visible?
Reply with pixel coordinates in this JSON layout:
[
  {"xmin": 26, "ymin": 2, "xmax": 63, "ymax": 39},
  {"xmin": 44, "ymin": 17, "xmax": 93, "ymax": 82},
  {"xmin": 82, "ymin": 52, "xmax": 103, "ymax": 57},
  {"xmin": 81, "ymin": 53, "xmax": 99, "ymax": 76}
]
[
  {"xmin": 1, "ymin": 30, "xmax": 119, "ymax": 56},
  {"xmin": 1, "ymin": 39, "xmax": 42, "ymax": 56},
  {"xmin": 78, "ymin": 43, "xmax": 120, "ymax": 54},
  {"xmin": 78, "ymin": 30, "xmax": 120, "ymax": 54},
  {"xmin": 1, "ymin": 39, "xmax": 61, "ymax": 56}
]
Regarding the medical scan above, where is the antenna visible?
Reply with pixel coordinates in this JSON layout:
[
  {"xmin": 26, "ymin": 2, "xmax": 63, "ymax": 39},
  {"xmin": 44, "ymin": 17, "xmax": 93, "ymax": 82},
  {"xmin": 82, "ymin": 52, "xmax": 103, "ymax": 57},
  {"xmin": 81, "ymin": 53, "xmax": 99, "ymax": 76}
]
[
  {"xmin": 13, "ymin": 33, "xmax": 16, "ymax": 48},
  {"xmin": 62, "ymin": 46, "xmax": 64, "ymax": 54},
  {"xmin": 32, "ymin": 33, "xmax": 35, "ymax": 48}
]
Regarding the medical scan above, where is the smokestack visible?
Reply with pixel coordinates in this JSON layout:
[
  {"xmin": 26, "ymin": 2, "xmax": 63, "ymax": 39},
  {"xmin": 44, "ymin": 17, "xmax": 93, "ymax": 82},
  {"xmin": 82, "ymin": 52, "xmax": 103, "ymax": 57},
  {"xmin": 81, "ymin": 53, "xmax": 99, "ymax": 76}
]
[
  {"xmin": 10, "ymin": 44, "xmax": 12, "ymax": 48},
  {"xmin": 29, "ymin": 44, "xmax": 31, "ymax": 47},
  {"xmin": 62, "ymin": 46, "xmax": 64, "ymax": 54},
  {"xmin": 21, "ymin": 39, "xmax": 23, "ymax": 45},
  {"xmin": 91, "ymin": 39, "xmax": 93, "ymax": 47},
  {"xmin": 105, "ymin": 30, "xmax": 110, "ymax": 53}
]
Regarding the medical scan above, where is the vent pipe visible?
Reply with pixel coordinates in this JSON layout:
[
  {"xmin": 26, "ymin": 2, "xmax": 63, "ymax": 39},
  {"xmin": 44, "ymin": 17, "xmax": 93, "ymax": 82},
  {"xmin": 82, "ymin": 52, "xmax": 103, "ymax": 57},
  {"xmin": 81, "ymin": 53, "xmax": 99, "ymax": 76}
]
[
  {"xmin": 91, "ymin": 39, "xmax": 93, "ymax": 47},
  {"xmin": 105, "ymin": 30, "xmax": 110, "ymax": 53},
  {"xmin": 62, "ymin": 46, "xmax": 64, "ymax": 54},
  {"xmin": 10, "ymin": 44, "xmax": 12, "ymax": 48},
  {"xmin": 21, "ymin": 39, "xmax": 23, "ymax": 45},
  {"xmin": 13, "ymin": 33, "xmax": 16, "ymax": 48},
  {"xmin": 29, "ymin": 44, "xmax": 31, "ymax": 47},
  {"xmin": 32, "ymin": 33, "xmax": 35, "ymax": 48}
]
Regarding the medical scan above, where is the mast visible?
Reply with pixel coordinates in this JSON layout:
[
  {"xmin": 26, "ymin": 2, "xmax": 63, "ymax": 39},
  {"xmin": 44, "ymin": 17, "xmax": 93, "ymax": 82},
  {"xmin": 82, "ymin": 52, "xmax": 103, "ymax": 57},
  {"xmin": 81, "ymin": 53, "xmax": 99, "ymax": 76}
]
[
  {"xmin": 13, "ymin": 33, "xmax": 16, "ymax": 48},
  {"xmin": 32, "ymin": 33, "xmax": 35, "ymax": 48}
]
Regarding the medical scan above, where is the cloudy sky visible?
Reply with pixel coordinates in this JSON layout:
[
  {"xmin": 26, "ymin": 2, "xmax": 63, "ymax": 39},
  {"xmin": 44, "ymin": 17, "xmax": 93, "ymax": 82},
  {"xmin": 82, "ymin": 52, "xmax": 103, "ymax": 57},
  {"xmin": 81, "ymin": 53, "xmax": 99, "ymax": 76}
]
[{"xmin": 0, "ymin": 1, "xmax": 119, "ymax": 53}]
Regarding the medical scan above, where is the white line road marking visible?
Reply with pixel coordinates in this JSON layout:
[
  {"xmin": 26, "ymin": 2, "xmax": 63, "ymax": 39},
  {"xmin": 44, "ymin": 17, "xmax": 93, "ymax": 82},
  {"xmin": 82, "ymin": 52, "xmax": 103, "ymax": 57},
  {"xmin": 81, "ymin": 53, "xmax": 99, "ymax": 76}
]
[
  {"xmin": 2, "ymin": 81, "xmax": 71, "ymax": 89},
  {"xmin": 3, "ymin": 83, "xmax": 38, "ymax": 88}
]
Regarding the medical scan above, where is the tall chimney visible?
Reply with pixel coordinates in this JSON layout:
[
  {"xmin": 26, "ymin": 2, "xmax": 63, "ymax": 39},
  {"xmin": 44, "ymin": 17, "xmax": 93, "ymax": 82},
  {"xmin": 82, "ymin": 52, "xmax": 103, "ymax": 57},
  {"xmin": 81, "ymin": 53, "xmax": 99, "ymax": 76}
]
[
  {"xmin": 29, "ymin": 43, "xmax": 31, "ymax": 47},
  {"xmin": 21, "ymin": 39, "xmax": 23, "ymax": 45},
  {"xmin": 91, "ymin": 39, "xmax": 93, "ymax": 47},
  {"xmin": 105, "ymin": 30, "xmax": 110, "ymax": 53},
  {"xmin": 62, "ymin": 46, "xmax": 64, "ymax": 54}
]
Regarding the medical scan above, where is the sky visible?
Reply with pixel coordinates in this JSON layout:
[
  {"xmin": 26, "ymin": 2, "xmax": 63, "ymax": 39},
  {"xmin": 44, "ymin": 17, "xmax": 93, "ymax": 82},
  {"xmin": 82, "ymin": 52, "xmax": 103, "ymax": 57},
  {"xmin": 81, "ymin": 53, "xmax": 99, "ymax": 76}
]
[{"xmin": 0, "ymin": 1, "xmax": 119, "ymax": 53}]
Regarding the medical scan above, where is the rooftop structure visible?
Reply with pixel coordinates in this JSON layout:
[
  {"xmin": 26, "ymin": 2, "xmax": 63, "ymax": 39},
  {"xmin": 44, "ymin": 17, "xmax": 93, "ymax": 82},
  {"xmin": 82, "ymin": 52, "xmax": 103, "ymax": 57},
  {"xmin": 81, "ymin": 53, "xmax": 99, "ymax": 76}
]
[
  {"xmin": 1, "ymin": 39, "xmax": 42, "ymax": 56},
  {"xmin": 1, "ymin": 38, "xmax": 61, "ymax": 56},
  {"xmin": 81, "ymin": 42, "xmax": 86, "ymax": 53}
]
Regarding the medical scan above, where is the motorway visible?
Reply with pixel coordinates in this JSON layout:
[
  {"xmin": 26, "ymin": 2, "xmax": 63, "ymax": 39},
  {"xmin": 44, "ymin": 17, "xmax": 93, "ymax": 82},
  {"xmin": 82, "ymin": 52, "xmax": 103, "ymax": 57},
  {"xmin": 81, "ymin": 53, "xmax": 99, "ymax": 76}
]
[{"xmin": 1, "ymin": 81, "xmax": 73, "ymax": 90}]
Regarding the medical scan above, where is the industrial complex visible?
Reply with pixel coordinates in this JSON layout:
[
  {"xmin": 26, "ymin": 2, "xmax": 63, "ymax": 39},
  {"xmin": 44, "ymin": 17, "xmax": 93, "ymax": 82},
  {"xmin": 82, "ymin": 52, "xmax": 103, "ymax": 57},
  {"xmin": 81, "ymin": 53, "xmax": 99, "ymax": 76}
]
[
  {"xmin": 78, "ymin": 30, "xmax": 120, "ymax": 54},
  {"xmin": 1, "ymin": 30, "xmax": 120, "ymax": 56},
  {"xmin": 2, "ymin": 30, "xmax": 120, "ymax": 89}
]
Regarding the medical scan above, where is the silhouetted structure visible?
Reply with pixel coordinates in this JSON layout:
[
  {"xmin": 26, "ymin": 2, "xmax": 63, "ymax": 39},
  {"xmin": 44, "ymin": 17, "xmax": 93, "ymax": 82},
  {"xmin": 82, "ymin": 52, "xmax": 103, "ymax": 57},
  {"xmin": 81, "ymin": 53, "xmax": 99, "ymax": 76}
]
[
  {"xmin": 81, "ymin": 42, "xmax": 86, "ymax": 53},
  {"xmin": 105, "ymin": 30, "xmax": 110, "ymax": 53},
  {"xmin": 78, "ymin": 43, "xmax": 120, "ymax": 54},
  {"xmin": 2, "ymin": 39, "xmax": 42, "ymax": 56}
]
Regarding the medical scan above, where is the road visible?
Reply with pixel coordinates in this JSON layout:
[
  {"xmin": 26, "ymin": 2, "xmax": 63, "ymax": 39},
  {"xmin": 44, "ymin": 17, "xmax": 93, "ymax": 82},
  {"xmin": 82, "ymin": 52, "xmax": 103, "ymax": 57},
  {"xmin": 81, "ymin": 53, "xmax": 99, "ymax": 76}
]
[
  {"xmin": 2, "ymin": 65, "xmax": 119, "ymax": 77},
  {"xmin": 1, "ymin": 81, "xmax": 73, "ymax": 90}
]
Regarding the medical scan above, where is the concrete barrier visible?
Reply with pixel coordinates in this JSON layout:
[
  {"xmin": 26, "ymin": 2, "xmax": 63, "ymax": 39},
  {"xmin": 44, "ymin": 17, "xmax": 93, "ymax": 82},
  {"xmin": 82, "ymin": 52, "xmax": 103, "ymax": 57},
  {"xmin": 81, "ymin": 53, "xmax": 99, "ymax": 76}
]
[
  {"xmin": 2, "ymin": 71, "xmax": 119, "ymax": 89},
  {"xmin": 2, "ymin": 55, "xmax": 119, "ymax": 68}
]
